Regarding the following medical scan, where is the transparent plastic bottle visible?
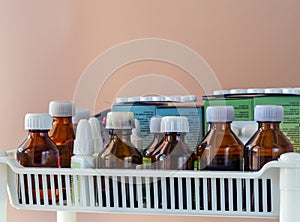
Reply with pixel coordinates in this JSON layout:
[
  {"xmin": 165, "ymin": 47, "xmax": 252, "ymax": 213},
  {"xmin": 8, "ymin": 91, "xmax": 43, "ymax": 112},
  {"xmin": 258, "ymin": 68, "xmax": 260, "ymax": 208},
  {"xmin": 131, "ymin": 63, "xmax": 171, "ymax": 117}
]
[
  {"xmin": 17, "ymin": 113, "xmax": 59, "ymax": 204},
  {"xmin": 49, "ymin": 101, "xmax": 75, "ymax": 168},
  {"xmin": 142, "ymin": 116, "xmax": 164, "ymax": 168},
  {"xmin": 196, "ymin": 106, "xmax": 243, "ymax": 211},
  {"xmin": 197, "ymin": 106, "xmax": 243, "ymax": 171},
  {"xmin": 244, "ymin": 105, "xmax": 294, "ymax": 171},
  {"xmin": 97, "ymin": 112, "xmax": 142, "ymax": 208}
]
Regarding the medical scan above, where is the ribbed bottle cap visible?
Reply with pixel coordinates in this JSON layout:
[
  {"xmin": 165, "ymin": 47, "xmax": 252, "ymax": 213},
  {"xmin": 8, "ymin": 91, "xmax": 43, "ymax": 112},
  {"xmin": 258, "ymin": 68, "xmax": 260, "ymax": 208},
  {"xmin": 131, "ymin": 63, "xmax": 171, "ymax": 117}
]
[
  {"xmin": 160, "ymin": 116, "xmax": 189, "ymax": 133},
  {"xmin": 230, "ymin": 89, "xmax": 247, "ymax": 94},
  {"xmin": 49, "ymin": 101, "xmax": 75, "ymax": 117},
  {"xmin": 73, "ymin": 119, "xmax": 94, "ymax": 155},
  {"xmin": 149, "ymin": 116, "xmax": 162, "ymax": 133},
  {"xmin": 25, "ymin": 113, "xmax": 53, "ymax": 130},
  {"xmin": 105, "ymin": 112, "xmax": 135, "ymax": 129},
  {"xmin": 213, "ymin": 90, "xmax": 231, "ymax": 95},
  {"xmin": 254, "ymin": 105, "xmax": 284, "ymax": 122},
  {"xmin": 265, "ymin": 88, "xmax": 282, "ymax": 94},
  {"xmin": 247, "ymin": 88, "xmax": 265, "ymax": 94},
  {"xmin": 72, "ymin": 109, "xmax": 91, "ymax": 124},
  {"xmin": 206, "ymin": 106, "xmax": 234, "ymax": 122},
  {"xmin": 88, "ymin": 117, "xmax": 103, "ymax": 153}
]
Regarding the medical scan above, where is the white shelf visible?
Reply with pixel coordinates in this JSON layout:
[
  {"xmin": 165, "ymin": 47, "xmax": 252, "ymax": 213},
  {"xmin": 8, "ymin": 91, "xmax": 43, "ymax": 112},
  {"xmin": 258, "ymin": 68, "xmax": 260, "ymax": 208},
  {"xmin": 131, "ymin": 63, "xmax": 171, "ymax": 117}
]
[{"xmin": 1, "ymin": 152, "xmax": 300, "ymax": 222}]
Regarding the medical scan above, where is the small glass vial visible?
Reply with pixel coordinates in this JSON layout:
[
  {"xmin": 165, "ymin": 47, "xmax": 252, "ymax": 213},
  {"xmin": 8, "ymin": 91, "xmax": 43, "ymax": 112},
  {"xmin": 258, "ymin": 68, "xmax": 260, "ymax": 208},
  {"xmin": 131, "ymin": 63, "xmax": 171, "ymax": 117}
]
[
  {"xmin": 142, "ymin": 116, "xmax": 164, "ymax": 168},
  {"xmin": 49, "ymin": 101, "xmax": 75, "ymax": 168},
  {"xmin": 98, "ymin": 111, "xmax": 142, "ymax": 169},
  {"xmin": 244, "ymin": 105, "xmax": 294, "ymax": 171},
  {"xmin": 152, "ymin": 116, "xmax": 196, "ymax": 170},
  {"xmin": 17, "ymin": 113, "xmax": 59, "ymax": 204},
  {"xmin": 197, "ymin": 106, "xmax": 243, "ymax": 171}
]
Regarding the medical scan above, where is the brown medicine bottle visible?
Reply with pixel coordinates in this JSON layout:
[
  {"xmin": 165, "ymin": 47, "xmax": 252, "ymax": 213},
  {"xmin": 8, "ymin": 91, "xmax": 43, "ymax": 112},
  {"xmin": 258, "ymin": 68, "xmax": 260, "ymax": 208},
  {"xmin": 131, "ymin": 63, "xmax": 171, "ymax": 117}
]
[
  {"xmin": 97, "ymin": 112, "xmax": 142, "ymax": 208},
  {"xmin": 244, "ymin": 105, "xmax": 294, "ymax": 171},
  {"xmin": 49, "ymin": 101, "xmax": 75, "ymax": 168},
  {"xmin": 197, "ymin": 106, "xmax": 243, "ymax": 171},
  {"xmin": 142, "ymin": 116, "xmax": 164, "ymax": 168},
  {"xmin": 196, "ymin": 106, "xmax": 243, "ymax": 211},
  {"xmin": 17, "ymin": 113, "xmax": 59, "ymax": 204}
]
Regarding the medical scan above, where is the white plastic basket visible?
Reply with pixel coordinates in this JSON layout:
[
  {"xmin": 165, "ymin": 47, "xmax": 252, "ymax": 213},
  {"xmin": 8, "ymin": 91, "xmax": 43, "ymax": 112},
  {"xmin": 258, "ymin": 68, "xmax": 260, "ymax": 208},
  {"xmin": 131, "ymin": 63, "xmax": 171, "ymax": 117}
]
[{"xmin": 1, "ymin": 152, "xmax": 300, "ymax": 222}]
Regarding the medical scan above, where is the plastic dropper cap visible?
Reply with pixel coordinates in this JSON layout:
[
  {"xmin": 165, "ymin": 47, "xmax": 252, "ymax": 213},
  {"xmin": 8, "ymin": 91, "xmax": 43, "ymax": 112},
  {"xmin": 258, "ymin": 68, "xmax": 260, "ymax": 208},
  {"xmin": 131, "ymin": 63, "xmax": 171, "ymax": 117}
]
[
  {"xmin": 72, "ymin": 109, "xmax": 91, "ymax": 124},
  {"xmin": 105, "ymin": 112, "xmax": 135, "ymax": 129},
  {"xmin": 49, "ymin": 101, "xmax": 75, "ymax": 117},
  {"xmin": 149, "ymin": 116, "xmax": 162, "ymax": 133},
  {"xmin": 132, "ymin": 119, "xmax": 141, "ymax": 136},
  {"xmin": 254, "ymin": 105, "xmax": 284, "ymax": 122},
  {"xmin": 73, "ymin": 119, "xmax": 94, "ymax": 155},
  {"xmin": 88, "ymin": 117, "xmax": 103, "ymax": 154},
  {"xmin": 25, "ymin": 113, "xmax": 53, "ymax": 130},
  {"xmin": 160, "ymin": 116, "xmax": 189, "ymax": 133},
  {"xmin": 206, "ymin": 106, "xmax": 234, "ymax": 122}
]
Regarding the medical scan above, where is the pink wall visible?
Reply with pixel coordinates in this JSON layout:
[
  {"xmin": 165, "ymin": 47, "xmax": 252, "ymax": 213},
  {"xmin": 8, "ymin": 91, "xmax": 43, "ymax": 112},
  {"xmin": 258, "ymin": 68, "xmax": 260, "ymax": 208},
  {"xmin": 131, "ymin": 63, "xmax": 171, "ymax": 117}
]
[{"xmin": 1, "ymin": 0, "xmax": 300, "ymax": 221}]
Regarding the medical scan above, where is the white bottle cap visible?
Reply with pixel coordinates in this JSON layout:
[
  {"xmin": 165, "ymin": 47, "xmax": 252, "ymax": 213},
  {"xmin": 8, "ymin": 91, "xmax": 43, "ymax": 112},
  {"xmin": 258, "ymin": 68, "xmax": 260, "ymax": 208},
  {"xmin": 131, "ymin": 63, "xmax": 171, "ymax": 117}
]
[
  {"xmin": 265, "ymin": 88, "xmax": 282, "ymax": 94},
  {"xmin": 115, "ymin": 97, "xmax": 128, "ymax": 103},
  {"xmin": 206, "ymin": 106, "xmax": 234, "ymax": 122},
  {"xmin": 105, "ymin": 112, "xmax": 135, "ymax": 129},
  {"xmin": 149, "ymin": 116, "xmax": 162, "ymax": 133},
  {"xmin": 230, "ymin": 89, "xmax": 247, "ymax": 94},
  {"xmin": 132, "ymin": 119, "xmax": 141, "ymax": 136},
  {"xmin": 127, "ymin": 96, "xmax": 140, "ymax": 102},
  {"xmin": 140, "ymin": 96, "xmax": 153, "ymax": 102},
  {"xmin": 213, "ymin": 90, "xmax": 231, "ymax": 95},
  {"xmin": 88, "ymin": 117, "xmax": 103, "ymax": 154},
  {"xmin": 151, "ymin": 96, "xmax": 166, "ymax": 101},
  {"xmin": 73, "ymin": 119, "xmax": 94, "ymax": 155},
  {"xmin": 49, "ymin": 101, "xmax": 75, "ymax": 117},
  {"xmin": 292, "ymin": 88, "xmax": 300, "ymax": 95},
  {"xmin": 282, "ymin": 88, "xmax": 294, "ymax": 94},
  {"xmin": 254, "ymin": 105, "xmax": 284, "ymax": 122},
  {"xmin": 72, "ymin": 109, "xmax": 91, "ymax": 124},
  {"xmin": 160, "ymin": 116, "xmax": 189, "ymax": 133},
  {"xmin": 247, "ymin": 88, "xmax": 265, "ymax": 94},
  {"xmin": 25, "ymin": 113, "xmax": 53, "ymax": 130}
]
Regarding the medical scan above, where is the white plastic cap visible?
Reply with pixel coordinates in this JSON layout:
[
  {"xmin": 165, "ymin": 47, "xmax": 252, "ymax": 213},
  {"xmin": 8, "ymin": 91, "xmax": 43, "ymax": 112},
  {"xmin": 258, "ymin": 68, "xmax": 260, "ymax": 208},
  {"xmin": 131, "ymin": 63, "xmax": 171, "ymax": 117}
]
[
  {"xmin": 180, "ymin": 95, "xmax": 197, "ymax": 102},
  {"xmin": 49, "ymin": 101, "xmax": 75, "ymax": 117},
  {"xmin": 149, "ymin": 116, "xmax": 162, "ymax": 133},
  {"xmin": 213, "ymin": 90, "xmax": 231, "ymax": 95},
  {"xmin": 88, "ymin": 117, "xmax": 103, "ymax": 154},
  {"xmin": 72, "ymin": 109, "xmax": 91, "ymax": 124},
  {"xmin": 140, "ymin": 96, "xmax": 153, "ymax": 102},
  {"xmin": 254, "ymin": 105, "xmax": 284, "ymax": 122},
  {"xmin": 73, "ymin": 119, "xmax": 94, "ymax": 155},
  {"xmin": 247, "ymin": 88, "xmax": 265, "ymax": 94},
  {"xmin": 282, "ymin": 88, "xmax": 294, "ymax": 94},
  {"xmin": 230, "ymin": 89, "xmax": 247, "ymax": 94},
  {"xmin": 25, "ymin": 113, "xmax": 53, "ymax": 130},
  {"xmin": 265, "ymin": 88, "xmax": 283, "ymax": 94},
  {"xmin": 115, "ymin": 97, "xmax": 128, "ymax": 103},
  {"xmin": 127, "ymin": 97, "xmax": 140, "ymax": 102},
  {"xmin": 292, "ymin": 88, "xmax": 300, "ymax": 95},
  {"xmin": 105, "ymin": 112, "xmax": 135, "ymax": 129},
  {"xmin": 206, "ymin": 106, "xmax": 234, "ymax": 122},
  {"xmin": 152, "ymin": 96, "xmax": 166, "ymax": 101},
  {"xmin": 160, "ymin": 116, "xmax": 189, "ymax": 133}
]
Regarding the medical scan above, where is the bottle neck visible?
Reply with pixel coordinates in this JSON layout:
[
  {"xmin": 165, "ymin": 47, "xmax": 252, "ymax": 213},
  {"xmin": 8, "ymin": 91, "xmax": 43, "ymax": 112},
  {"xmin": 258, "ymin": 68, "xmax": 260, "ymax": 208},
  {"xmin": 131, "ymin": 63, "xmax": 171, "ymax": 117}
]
[
  {"xmin": 209, "ymin": 122, "xmax": 232, "ymax": 130},
  {"xmin": 111, "ymin": 129, "xmax": 132, "ymax": 143},
  {"xmin": 53, "ymin": 116, "xmax": 73, "ymax": 124},
  {"xmin": 164, "ymin": 132, "xmax": 185, "ymax": 142},
  {"xmin": 28, "ymin": 130, "xmax": 50, "ymax": 138},
  {"xmin": 258, "ymin": 121, "xmax": 281, "ymax": 130}
]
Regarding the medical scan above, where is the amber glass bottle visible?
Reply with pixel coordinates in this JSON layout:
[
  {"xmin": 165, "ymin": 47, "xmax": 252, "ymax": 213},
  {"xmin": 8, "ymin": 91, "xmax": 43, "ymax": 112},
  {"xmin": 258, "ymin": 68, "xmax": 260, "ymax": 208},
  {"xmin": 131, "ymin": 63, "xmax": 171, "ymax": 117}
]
[
  {"xmin": 244, "ymin": 105, "xmax": 294, "ymax": 171},
  {"xmin": 142, "ymin": 116, "xmax": 164, "ymax": 168},
  {"xmin": 152, "ymin": 116, "xmax": 196, "ymax": 209},
  {"xmin": 17, "ymin": 113, "xmax": 59, "ymax": 204},
  {"xmin": 197, "ymin": 106, "xmax": 243, "ymax": 171},
  {"xmin": 197, "ymin": 106, "xmax": 243, "ymax": 211},
  {"xmin": 49, "ymin": 101, "xmax": 75, "ymax": 168},
  {"xmin": 98, "ymin": 112, "xmax": 142, "ymax": 207}
]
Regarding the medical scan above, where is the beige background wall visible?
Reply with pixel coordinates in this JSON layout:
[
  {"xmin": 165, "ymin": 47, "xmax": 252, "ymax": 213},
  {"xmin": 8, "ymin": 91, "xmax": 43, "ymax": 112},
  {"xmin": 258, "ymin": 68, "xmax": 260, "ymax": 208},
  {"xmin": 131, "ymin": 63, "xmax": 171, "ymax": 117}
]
[{"xmin": 1, "ymin": 0, "xmax": 300, "ymax": 221}]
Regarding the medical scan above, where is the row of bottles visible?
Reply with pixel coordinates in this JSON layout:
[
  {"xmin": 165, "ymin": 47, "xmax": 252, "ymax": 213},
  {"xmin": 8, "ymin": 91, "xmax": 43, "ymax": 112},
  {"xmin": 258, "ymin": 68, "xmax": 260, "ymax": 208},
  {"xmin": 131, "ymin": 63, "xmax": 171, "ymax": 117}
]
[{"xmin": 15, "ymin": 100, "xmax": 294, "ymax": 205}]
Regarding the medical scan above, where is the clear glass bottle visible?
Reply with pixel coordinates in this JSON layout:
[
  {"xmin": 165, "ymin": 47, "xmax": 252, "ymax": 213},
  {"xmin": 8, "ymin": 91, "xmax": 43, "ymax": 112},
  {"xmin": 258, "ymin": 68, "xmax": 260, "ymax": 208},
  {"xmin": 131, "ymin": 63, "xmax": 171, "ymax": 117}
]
[
  {"xmin": 197, "ymin": 106, "xmax": 243, "ymax": 171},
  {"xmin": 142, "ymin": 116, "xmax": 164, "ymax": 168},
  {"xmin": 244, "ymin": 105, "xmax": 294, "ymax": 171},
  {"xmin": 17, "ymin": 113, "xmax": 59, "ymax": 204},
  {"xmin": 49, "ymin": 101, "xmax": 75, "ymax": 168}
]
